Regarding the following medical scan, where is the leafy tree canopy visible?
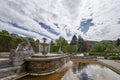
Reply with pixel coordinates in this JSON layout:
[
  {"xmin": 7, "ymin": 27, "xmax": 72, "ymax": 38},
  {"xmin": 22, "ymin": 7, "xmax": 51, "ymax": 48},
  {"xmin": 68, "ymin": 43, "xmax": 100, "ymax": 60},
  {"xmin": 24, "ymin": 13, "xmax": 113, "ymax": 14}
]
[{"xmin": 0, "ymin": 30, "xmax": 10, "ymax": 36}]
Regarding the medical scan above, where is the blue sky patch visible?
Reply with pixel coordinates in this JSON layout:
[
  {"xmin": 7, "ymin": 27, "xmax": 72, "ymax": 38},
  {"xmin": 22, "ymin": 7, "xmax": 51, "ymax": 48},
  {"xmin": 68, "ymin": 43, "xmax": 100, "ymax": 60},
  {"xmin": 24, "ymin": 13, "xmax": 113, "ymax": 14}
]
[
  {"xmin": 0, "ymin": 18, "xmax": 52, "ymax": 39},
  {"xmin": 78, "ymin": 19, "xmax": 94, "ymax": 33},
  {"xmin": 8, "ymin": 22, "xmax": 28, "ymax": 31},
  {"xmin": 34, "ymin": 19, "xmax": 60, "ymax": 35},
  {"xmin": 39, "ymin": 22, "xmax": 60, "ymax": 35}
]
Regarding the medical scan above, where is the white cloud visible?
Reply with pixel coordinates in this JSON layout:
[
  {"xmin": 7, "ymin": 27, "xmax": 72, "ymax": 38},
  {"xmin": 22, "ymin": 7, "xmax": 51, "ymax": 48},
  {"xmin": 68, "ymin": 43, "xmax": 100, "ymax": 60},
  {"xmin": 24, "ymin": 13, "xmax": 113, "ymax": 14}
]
[{"xmin": 0, "ymin": 0, "xmax": 120, "ymax": 41}]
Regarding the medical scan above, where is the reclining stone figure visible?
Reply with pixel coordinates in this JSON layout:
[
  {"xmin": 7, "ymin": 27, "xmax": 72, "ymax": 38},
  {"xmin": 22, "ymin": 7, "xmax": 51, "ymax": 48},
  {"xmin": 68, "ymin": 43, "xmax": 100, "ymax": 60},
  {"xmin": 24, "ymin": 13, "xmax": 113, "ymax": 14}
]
[{"xmin": 9, "ymin": 40, "xmax": 34, "ymax": 66}]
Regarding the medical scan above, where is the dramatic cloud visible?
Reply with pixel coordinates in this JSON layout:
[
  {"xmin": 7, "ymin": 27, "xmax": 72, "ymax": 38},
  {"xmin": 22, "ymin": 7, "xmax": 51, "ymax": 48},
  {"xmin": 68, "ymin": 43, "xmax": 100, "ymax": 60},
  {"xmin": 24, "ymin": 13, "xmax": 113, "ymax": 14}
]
[{"xmin": 0, "ymin": 0, "xmax": 120, "ymax": 41}]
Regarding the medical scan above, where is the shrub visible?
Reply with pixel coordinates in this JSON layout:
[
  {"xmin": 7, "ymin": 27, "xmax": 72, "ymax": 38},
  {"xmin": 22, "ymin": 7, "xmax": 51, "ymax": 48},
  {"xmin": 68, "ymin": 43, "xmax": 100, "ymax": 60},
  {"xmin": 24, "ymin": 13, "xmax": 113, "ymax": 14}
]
[
  {"xmin": 109, "ymin": 56, "xmax": 120, "ymax": 60},
  {"xmin": 0, "ymin": 31, "xmax": 39, "ymax": 52},
  {"xmin": 89, "ymin": 52, "xmax": 105, "ymax": 56}
]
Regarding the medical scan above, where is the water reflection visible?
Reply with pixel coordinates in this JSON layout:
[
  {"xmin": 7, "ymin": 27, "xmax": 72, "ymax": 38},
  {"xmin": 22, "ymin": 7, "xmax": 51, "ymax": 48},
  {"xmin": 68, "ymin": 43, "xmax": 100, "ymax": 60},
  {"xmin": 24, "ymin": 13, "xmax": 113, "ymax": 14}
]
[
  {"xmin": 79, "ymin": 70, "xmax": 88, "ymax": 80},
  {"xmin": 20, "ymin": 60, "xmax": 120, "ymax": 80},
  {"xmin": 62, "ymin": 60, "xmax": 120, "ymax": 80}
]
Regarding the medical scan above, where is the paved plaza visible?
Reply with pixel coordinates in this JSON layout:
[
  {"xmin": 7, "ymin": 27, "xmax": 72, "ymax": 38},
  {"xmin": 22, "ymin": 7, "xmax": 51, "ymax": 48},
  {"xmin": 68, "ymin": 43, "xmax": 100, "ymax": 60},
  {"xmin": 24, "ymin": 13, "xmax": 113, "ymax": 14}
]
[{"xmin": 98, "ymin": 60, "xmax": 120, "ymax": 74}]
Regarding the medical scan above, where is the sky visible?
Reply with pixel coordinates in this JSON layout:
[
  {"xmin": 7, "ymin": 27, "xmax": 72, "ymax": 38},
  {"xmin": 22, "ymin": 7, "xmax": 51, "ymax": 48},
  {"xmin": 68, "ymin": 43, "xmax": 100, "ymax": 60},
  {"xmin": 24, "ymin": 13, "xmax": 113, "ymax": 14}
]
[{"xmin": 0, "ymin": 0, "xmax": 120, "ymax": 41}]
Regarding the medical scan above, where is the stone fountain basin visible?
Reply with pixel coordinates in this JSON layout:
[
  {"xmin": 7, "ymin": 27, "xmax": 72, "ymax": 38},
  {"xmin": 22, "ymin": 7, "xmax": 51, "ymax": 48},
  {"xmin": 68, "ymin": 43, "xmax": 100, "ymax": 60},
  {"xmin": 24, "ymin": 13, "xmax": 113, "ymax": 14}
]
[
  {"xmin": 25, "ymin": 54, "xmax": 69, "ymax": 61},
  {"xmin": 31, "ymin": 53, "xmax": 67, "ymax": 58},
  {"xmin": 25, "ymin": 54, "xmax": 70, "ymax": 75}
]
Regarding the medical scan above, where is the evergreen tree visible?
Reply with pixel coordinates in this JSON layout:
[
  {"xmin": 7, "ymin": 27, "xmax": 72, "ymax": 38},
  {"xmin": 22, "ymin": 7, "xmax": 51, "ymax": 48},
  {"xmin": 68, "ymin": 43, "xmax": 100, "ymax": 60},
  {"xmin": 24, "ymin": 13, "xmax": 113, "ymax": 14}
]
[
  {"xmin": 70, "ymin": 35, "xmax": 77, "ymax": 45},
  {"xmin": 77, "ymin": 35, "xmax": 84, "ymax": 52},
  {"xmin": 50, "ymin": 40, "xmax": 54, "ymax": 45},
  {"xmin": 116, "ymin": 38, "xmax": 120, "ymax": 46}
]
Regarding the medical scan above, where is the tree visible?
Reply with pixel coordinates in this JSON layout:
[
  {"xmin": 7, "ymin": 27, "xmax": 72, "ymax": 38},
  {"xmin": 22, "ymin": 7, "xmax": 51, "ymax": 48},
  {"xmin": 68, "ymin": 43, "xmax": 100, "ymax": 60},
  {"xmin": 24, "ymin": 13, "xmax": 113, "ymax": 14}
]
[
  {"xmin": 34, "ymin": 39, "xmax": 40, "ymax": 52},
  {"xmin": 77, "ymin": 35, "xmax": 84, "ymax": 52},
  {"xmin": 36, "ymin": 39, "xmax": 40, "ymax": 43},
  {"xmin": 0, "ymin": 30, "xmax": 40, "ymax": 52},
  {"xmin": 116, "ymin": 38, "xmax": 120, "ymax": 46},
  {"xmin": 82, "ymin": 41, "xmax": 91, "ymax": 52},
  {"xmin": 0, "ymin": 30, "xmax": 10, "ymax": 36},
  {"xmin": 70, "ymin": 35, "xmax": 77, "ymax": 45},
  {"xmin": 53, "ymin": 37, "xmax": 68, "ymax": 53},
  {"xmin": 26, "ymin": 37, "xmax": 35, "ymax": 42},
  {"xmin": 62, "ymin": 45, "xmax": 76, "ymax": 53},
  {"xmin": 50, "ymin": 40, "xmax": 54, "ymax": 45},
  {"xmin": 55, "ymin": 37, "xmax": 68, "ymax": 47},
  {"xmin": 90, "ymin": 41, "xmax": 115, "ymax": 56}
]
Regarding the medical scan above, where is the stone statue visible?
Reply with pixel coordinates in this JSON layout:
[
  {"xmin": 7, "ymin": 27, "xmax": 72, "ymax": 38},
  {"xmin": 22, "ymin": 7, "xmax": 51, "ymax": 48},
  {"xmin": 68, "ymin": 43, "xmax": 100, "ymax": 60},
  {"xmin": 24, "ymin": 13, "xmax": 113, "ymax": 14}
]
[
  {"xmin": 9, "ymin": 40, "xmax": 34, "ymax": 66},
  {"xmin": 58, "ymin": 47, "xmax": 63, "ymax": 54},
  {"xmin": 39, "ymin": 38, "xmax": 49, "ymax": 55}
]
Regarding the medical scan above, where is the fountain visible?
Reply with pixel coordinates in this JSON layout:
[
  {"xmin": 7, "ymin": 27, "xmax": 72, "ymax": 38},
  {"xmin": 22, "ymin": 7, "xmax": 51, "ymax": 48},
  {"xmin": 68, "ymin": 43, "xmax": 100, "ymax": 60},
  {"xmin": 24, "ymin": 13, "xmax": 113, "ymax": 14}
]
[
  {"xmin": 25, "ymin": 38, "xmax": 70, "ymax": 75},
  {"xmin": 39, "ymin": 38, "xmax": 48, "ymax": 55}
]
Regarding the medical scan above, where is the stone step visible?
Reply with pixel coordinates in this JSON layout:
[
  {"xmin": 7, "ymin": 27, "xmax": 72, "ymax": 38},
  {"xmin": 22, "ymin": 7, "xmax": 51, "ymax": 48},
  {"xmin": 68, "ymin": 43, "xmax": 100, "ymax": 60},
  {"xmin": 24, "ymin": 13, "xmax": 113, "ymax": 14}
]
[
  {"xmin": 0, "ymin": 55, "xmax": 9, "ymax": 58},
  {"xmin": 0, "ymin": 66, "xmax": 22, "ymax": 79},
  {"xmin": 1, "ymin": 72, "xmax": 28, "ymax": 80},
  {"xmin": 0, "ymin": 59, "xmax": 11, "ymax": 69},
  {"xmin": 0, "ymin": 52, "xmax": 10, "ymax": 58}
]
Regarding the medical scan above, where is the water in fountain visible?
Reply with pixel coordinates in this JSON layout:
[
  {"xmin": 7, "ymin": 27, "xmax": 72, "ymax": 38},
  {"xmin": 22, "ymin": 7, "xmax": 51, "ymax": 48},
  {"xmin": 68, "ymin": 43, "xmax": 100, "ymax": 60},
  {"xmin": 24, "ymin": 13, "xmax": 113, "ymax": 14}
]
[{"xmin": 61, "ymin": 61, "xmax": 78, "ymax": 80}]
